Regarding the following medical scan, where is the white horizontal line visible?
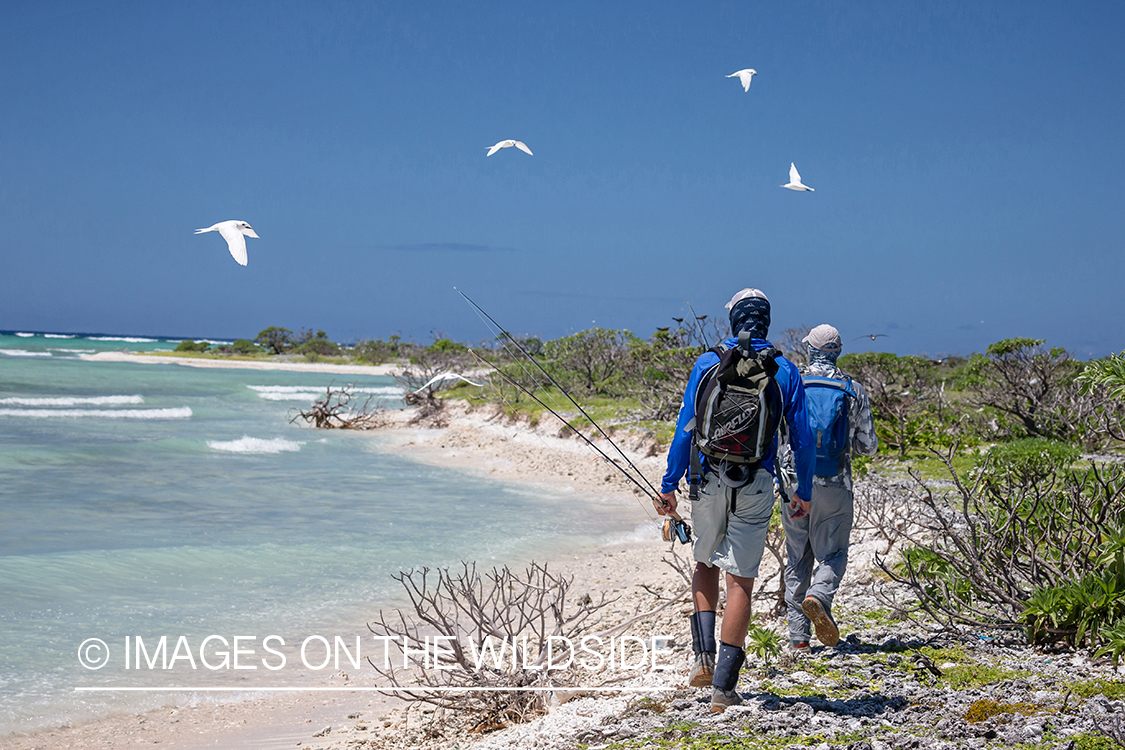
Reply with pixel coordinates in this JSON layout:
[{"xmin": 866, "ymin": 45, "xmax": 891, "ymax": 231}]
[{"xmin": 74, "ymin": 686, "xmax": 671, "ymax": 693}]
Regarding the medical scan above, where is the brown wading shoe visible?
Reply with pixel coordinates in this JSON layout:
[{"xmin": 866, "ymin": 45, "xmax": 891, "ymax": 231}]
[
  {"xmin": 802, "ymin": 596, "xmax": 839, "ymax": 647},
  {"xmin": 687, "ymin": 652, "xmax": 715, "ymax": 687},
  {"xmin": 710, "ymin": 687, "xmax": 743, "ymax": 713}
]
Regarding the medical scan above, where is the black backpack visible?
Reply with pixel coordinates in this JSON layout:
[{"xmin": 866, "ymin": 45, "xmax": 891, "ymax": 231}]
[{"xmin": 689, "ymin": 331, "xmax": 784, "ymax": 493}]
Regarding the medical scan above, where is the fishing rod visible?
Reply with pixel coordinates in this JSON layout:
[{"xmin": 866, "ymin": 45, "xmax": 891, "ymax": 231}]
[
  {"xmin": 466, "ymin": 348, "xmax": 690, "ymax": 534},
  {"xmin": 685, "ymin": 301, "xmax": 710, "ymax": 349},
  {"xmin": 455, "ymin": 288, "xmax": 663, "ymax": 501}
]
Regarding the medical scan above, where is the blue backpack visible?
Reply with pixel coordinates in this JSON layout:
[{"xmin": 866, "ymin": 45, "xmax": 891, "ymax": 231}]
[{"xmin": 802, "ymin": 375, "xmax": 856, "ymax": 477}]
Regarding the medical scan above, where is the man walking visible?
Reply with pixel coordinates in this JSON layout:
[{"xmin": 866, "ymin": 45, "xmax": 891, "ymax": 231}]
[
  {"xmin": 780, "ymin": 324, "xmax": 878, "ymax": 650},
  {"xmin": 656, "ymin": 288, "xmax": 814, "ymax": 712}
]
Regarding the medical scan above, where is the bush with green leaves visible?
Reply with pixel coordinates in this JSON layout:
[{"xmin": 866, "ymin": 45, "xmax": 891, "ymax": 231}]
[
  {"xmin": 293, "ymin": 338, "xmax": 340, "ymax": 357},
  {"xmin": 837, "ymin": 352, "xmax": 954, "ymax": 456},
  {"xmin": 174, "ymin": 339, "xmax": 209, "ymax": 352},
  {"xmin": 878, "ymin": 440, "xmax": 1125, "ymax": 643},
  {"xmin": 354, "ymin": 335, "xmax": 403, "ymax": 364},
  {"xmin": 231, "ymin": 339, "xmax": 261, "ymax": 354},
  {"xmin": 746, "ymin": 624, "xmax": 782, "ymax": 667},
  {"xmin": 960, "ymin": 338, "xmax": 1124, "ymax": 449},
  {"xmin": 539, "ymin": 327, "xmax": 639, "ymax": 396},
  {"xmin": 254, "ymin": 326, "xmax": 294, "ymax": 355}
]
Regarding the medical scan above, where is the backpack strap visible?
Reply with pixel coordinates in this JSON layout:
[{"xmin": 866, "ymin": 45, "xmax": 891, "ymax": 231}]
[{"xmin": 802, "ymin": 375, "xmax": 856, "ymax": 399}]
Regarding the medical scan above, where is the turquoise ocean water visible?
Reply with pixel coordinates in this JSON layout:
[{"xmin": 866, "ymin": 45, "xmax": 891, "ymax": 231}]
[{"xmin": 0, "ymin": 332, "xmax": 646, "ymax": 734}]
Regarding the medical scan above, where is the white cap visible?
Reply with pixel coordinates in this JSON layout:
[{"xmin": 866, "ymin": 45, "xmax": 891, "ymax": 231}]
[
  {"xmin": 724, "ymin": 288, "xmax": 769, "ymax": 310},
  {"xmin": 802, "ymin": 324, "xmax": 842, "ymax": 353}
]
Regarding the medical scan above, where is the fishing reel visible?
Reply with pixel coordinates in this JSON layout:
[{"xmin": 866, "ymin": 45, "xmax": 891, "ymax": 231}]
[{"xmin": 662, "ymin": 516, "xmax": 693, "ymax": 545}]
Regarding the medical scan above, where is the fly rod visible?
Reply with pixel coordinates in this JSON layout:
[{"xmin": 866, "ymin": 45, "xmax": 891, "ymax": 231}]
[
  {"xmin": 455, "ymin": 288, "xmax": 663, "ymax": 501},
  {"xmin": 466, "ymin": 348, "xmax": 687, "ymax": 527}
]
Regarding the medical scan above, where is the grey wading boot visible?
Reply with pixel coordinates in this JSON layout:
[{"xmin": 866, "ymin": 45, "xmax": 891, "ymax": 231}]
[
  {"xmin": 710, "ymin": 642, "xmax": 745, "ymax": 713},
  {"xmin": 687, "ymin": 611, "xmax": 717, "ymax": 687}
]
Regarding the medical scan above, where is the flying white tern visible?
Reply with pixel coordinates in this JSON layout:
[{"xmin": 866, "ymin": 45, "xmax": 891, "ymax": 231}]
[
  {"xmin": 412, "ymin": 372, "xmax": 485, "ymax": 393},
  {"xmin": 726, "ymin": 69, "xmax": 757, "ymax": 92},
  {"xmin": 486, "ymin": 140, "xmax": 533, "ymax": 157},
  {"xmin": 195, "ymin": 221, "xmax": 259, "ymax": 266},
  {"xmin": 781, "ymin": 163, "xmax": 814, "ymax": 192}
]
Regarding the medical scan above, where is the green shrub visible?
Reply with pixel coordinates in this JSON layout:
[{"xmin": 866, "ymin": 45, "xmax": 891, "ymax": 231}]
[
  {"xmin": 293, "ymin": 338, "xmax": 340, "ymax": 357},
  {"xmin": 231, "ymin": 339, "xmax": 262, "ymax": 354},
  {"xmin": 745, "ymin": 625, "xmax": 782, "ymax": 667},
  {"xmin": 1023, "ymin": 529, "xmax": 1125, "ymax": 650},
  {"xmin": 1077, "ymin": 352, "xmax": 1125, "ymax": 400},
  {"xmin": 174, "ymin": 340, "xmax": 209, "ymax": 352},
  {"xmin": 979, "ymin": 438, "xmax": 1080, "ymax": 484},
  {"xmin": 254, "ymin": 327, "xmax": 294, "ymax": 355}
]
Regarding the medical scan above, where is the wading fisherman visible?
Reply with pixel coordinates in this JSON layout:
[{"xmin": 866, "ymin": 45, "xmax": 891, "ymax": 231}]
[
  {"xmin": 656, "ymin": 288, "xmax": 815, "ymax": 712},
  {"xmin": 778, "ymin": 324, "xmax": 878, "ymax": 650}
]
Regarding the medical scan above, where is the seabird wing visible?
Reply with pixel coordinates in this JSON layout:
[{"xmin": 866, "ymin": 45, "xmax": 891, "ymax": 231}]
[
  {"xmin": 217, "ymin": 223, "xmax": 248, "ymax": 266},
  {"xmin": 514, "ymin": 141, "xmax": 533, "ymax": 156}
]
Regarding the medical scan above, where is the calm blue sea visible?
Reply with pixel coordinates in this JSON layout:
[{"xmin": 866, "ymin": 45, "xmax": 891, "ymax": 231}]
[{"xmin": 0, "ymin": 331, "xmax": 646, "ymax": 734}]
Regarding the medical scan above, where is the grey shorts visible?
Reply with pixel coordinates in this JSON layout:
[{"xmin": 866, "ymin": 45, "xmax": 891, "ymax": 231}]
[{"xmin": 689, "ymin": 468, "xmax": 776, "ymax": 579}]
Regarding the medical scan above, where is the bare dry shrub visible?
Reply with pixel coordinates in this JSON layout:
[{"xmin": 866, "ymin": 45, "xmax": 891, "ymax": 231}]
[
  {"xmin": 366, "ymin": 562, "xmax": 613, "ymax": 730},
  {"xmin": 289, "ymin": 383, "xmax": 384, "ymax": 429},
  {"xmin": 854, "ymin": 476, "xmax": 915, "ymax": 556}
]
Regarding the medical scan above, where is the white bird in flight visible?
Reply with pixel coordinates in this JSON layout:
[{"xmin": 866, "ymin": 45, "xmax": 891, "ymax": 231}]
[
  {"xmin": 781, "ymin": 163, "xmax": 814, "ymax": 192},
  {"xmin": 486, "ymin": 140, "xmax": 533, "ymax": 157},
  {"xmin": 726, "ymin": 69, "xmax": 757, "ymax": 92},
  {"xmin": 194, "ymin": 220, "xmax": 259, "ymax": 266},
  {"xmin": 412, "ymin": 372, "xmax": 485, "ymax": 393}
]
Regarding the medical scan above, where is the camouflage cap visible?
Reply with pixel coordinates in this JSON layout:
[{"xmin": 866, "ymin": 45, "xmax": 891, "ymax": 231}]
[{"xmin": 803, "ymin": 324, "xmax": 842, "ymax": 353}]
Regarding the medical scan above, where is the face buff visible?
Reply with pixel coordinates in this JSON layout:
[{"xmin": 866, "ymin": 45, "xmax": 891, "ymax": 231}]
[
  {"xmin": 728, "ymin": 296, "xmax": 771, "ymax": 339},
  {"xmin": 806, "ymin": 345, "xmax": 840, "ymax": 369}
]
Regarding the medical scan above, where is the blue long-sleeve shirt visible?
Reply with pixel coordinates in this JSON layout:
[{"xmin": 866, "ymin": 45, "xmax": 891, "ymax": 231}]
[{"xmin": 660, "ymin": 337, "xmax": 815, "ymax": 500}]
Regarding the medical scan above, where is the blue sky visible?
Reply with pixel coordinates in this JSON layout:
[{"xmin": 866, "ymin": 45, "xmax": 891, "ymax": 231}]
[{"xmin": 1, "ymin": 1, "xmax": 1122, "ymax": 356}]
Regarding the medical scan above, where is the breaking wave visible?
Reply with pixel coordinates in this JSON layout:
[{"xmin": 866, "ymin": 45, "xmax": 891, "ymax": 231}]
[
  {"xmin": 0, "ymin": 395, "xmax": 144, "ymax": 406},
  {"xmin": 207, "ymin": 436, "xmax": 304, "ymax": 454},
  {"xmin": 0, "ymin": 349, "xmax": 52, "ymax": 357},
  {"xmin": 0, "ymin": 407, "xmax": 192, "ymax": 419},
  {"xmin": 87, "ymin": 336, "xmax": 158, "ymax": 343},
  {"xmin": 246, "ymin": 385, "xmax": 403, "ymax": 401}
]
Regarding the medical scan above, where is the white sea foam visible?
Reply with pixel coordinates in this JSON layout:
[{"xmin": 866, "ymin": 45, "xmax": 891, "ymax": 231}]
[
  {"xmin": 87, "ymin": 336, "xmax": 158, "ymax": 343},
  {"xmin": 256, "ymin": 392, "xmax": 326, "ymax": 401},
  {"xmin": 0, "ymin": 395, "xmax": 144, "ymax": 406},
  {"xmin": 207, "ymin": 436, "xmax": 304, "ymax": 454},
  {"xmin": 602, "ymin": 521, "xmax": 663, "ymax": 545},
  {"xmin": 0, "ymin": 349, "xmax": 52, "ymax": 357},
  {"xmin": 43, "ymin": 334, "xmax": 77, "ymax": 339},
  {"xmin": 0, "ymin": 407, "xmax": 191, "ymax": 419},
  {"xmin": 47, "ymin": 348, "xmax": 96, "ymax": 354},
  {"xmin": 247, "ymin": 385, "xmax": 403, "ymax": 401},
  {"xmin": 15, "ymin": 332, "xmax": 34, "ymax": 337}
]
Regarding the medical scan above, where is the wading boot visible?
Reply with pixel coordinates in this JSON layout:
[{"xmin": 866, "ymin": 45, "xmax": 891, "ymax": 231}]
[
  {"xmin": 709, "ymin": 642, "xmax": 745, "ymax": 713},
  {"xmin": 802, "ymin": 596, "xmax": 839, "ymax": 647},
  {"xmin": 687, "ymin": 611, "xmax": 717, "ymax": 687}
]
